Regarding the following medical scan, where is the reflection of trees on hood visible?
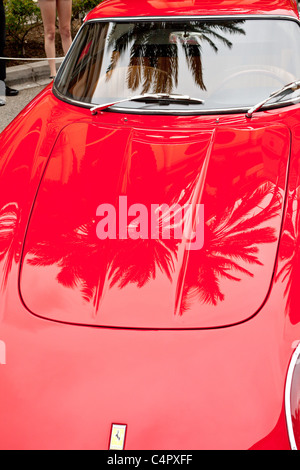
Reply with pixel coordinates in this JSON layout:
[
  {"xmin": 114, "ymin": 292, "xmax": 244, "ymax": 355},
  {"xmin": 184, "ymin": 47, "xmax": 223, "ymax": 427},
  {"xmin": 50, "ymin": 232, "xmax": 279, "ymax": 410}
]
[
  {"xmin": 275, "ymin": 188, "xmax": 300, "ymax": 324},
  {"xmin": 178, "ymin": 182, "xmax": 280, "ymax": 314},
  {"xmin": 105, "ymin": 20, "xmax": 245, "ymax": 93},
  {"xmin": 25, "ymin": 180, "xmax": 280, "ymax": 315}
]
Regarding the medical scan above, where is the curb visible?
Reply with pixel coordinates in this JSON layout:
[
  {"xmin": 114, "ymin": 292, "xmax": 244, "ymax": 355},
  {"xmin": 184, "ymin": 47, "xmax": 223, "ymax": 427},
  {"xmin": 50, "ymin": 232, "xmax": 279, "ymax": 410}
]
[{"xmin": 6, "ymin": 59, "xmax": 63, "ymax": 89}]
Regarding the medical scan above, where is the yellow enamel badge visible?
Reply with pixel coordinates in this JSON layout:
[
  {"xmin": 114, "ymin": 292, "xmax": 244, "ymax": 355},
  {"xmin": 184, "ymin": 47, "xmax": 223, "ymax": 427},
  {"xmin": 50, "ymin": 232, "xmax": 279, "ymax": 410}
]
[{"xmin": 109, "ymin": 424, "xmax": 127, "ymax": 450}]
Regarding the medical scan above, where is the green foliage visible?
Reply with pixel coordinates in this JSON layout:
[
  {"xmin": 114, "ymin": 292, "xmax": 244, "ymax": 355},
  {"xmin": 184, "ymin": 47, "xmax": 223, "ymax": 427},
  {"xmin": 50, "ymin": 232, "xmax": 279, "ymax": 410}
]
[
  {"xmin": 4, "ymin": 0, "xmax": 102, "ymax": 57},
  {"xmin": 4, "ymin": 0, "xmax": 42, "ymax": 55},
  {"xmin": 72, "ymin": 0, "xmax": 100, "ymax": 19}
]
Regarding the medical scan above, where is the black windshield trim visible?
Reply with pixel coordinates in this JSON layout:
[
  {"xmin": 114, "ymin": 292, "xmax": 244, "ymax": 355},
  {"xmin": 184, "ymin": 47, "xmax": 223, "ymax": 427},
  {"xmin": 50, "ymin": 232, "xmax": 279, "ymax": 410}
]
[{"xmin": 53, "ymin": 85, "xmax": 300, "ymax": 116}]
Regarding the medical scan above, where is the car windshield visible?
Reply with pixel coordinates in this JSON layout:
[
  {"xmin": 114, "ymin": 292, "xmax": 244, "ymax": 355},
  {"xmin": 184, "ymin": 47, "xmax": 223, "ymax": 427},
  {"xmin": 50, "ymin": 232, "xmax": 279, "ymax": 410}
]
[{"xmin": 55, "ymin": 18, "xmax": 300, "ymax": 113}]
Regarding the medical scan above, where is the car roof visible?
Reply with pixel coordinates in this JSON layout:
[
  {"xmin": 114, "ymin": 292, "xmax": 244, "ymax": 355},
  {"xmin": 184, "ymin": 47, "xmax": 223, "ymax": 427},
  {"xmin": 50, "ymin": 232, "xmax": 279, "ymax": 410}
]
[{"xmin": 85, "ymin": 0, "xmax": 299, "ymax": 21}]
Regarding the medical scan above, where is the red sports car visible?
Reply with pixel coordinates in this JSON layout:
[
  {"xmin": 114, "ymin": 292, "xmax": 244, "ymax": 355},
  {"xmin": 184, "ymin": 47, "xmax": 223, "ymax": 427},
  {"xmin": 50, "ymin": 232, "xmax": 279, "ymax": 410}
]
[{"xmin": 0, "ymin": 0, "xmax": 299, "ymax": 450}]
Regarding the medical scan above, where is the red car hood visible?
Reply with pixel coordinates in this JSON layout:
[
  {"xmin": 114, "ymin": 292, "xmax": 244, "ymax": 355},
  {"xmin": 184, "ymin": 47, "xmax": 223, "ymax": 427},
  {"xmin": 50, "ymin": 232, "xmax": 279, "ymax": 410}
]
[{"xmin": 19, "ymin": 119, "xmax": 290, "ymax": 328}]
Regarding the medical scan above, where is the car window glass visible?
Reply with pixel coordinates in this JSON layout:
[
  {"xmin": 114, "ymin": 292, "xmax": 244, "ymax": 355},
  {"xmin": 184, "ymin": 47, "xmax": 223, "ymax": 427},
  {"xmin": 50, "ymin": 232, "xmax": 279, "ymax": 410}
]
[{"xmin": 55, "ymin": 18, "xmax": 300, "ymax": 112}]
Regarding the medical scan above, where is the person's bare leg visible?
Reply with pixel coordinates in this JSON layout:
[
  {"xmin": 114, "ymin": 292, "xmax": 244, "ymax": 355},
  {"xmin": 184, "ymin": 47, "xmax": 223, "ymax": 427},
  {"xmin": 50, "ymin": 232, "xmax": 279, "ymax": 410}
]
[
  {"xmin": 39, "ymin": 0, "xmax": 57, "ymax": 77},
  {"xmin": 57, "ymin": 0, "xmax": 72, "ymax": 55}
]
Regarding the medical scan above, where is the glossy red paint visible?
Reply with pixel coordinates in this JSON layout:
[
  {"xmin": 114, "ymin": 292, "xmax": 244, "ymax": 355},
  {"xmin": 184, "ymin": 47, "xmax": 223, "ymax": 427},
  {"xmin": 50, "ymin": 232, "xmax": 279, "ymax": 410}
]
[
  {"xmin": 0, "ymin": 0, "xmax": 300, "ymax": 450},
  {"xmin": 19, "ymin": 120, "xmax": 290, "ymax": 329},
  {"xmin": 86, "ymin": 0, "xmax": 299, "ymax": 20}
]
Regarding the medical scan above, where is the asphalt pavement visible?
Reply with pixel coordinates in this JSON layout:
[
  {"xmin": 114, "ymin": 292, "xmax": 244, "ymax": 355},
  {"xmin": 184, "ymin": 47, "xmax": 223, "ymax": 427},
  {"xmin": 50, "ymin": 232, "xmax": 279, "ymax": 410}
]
[
  {"xmin": 0, "ymin": 59, "xmax": 61, "ymax": 134},
  {"xmin": 0, "ymin": 82, "xmax": 50, "ymax": 133}
]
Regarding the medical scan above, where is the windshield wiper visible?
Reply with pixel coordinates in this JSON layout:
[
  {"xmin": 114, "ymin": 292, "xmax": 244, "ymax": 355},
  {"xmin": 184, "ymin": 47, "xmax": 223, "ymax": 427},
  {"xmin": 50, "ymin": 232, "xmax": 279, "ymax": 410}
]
[
  {"xmin": 246, "ymin": 79, "xmax": 300, "ymax": 118},
  {"xmin": 90, "ymin": 93, "xmax": 205, "ymax": 115}
]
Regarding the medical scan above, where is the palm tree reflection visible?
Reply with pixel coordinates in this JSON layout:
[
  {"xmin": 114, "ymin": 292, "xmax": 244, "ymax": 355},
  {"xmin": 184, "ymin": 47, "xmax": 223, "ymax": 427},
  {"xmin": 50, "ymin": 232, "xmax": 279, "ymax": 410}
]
[
  {"xmin": 24, "ymin": 180, "xmax": 281, "ymax": 315},
  {"xmin": 181, "ymin": 182, "xmax": 280, "ymax": 311},
  {"xmin": 275, "ymin": 188, "xmax": 300, "ymax": 323},
  {"xmin": 104, "ymin": 20, "xmax": 245, "ymax": 94}
]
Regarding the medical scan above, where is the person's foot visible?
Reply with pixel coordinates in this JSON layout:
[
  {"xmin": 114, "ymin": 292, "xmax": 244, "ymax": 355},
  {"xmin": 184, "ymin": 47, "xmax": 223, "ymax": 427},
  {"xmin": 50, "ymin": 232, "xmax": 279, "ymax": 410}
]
[
  {"xmin": 0, "ymin": 100, "xmax": 5, "ymax": 106},
  {"xmin": 5, "ymin": 86, "xmax": 19, "ymax": 97}
]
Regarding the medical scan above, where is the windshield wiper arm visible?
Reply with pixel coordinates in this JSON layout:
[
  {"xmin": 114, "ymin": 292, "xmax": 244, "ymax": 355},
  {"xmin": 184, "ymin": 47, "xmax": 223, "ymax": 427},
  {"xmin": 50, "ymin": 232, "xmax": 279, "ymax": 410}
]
[
  {"xmin": 246, "ymin": 79, "xmax": 300, "ymax": 118},
  {"xmin": 90, "ymin": 93, "xmax": 205, "ymax": 115},
  {"xmin": 135, "ymin": 93, "xmax": 205, "ymax": 104}
]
